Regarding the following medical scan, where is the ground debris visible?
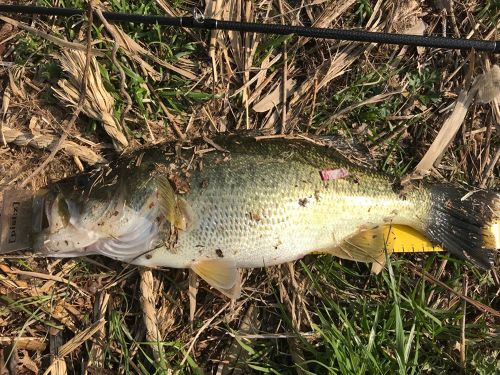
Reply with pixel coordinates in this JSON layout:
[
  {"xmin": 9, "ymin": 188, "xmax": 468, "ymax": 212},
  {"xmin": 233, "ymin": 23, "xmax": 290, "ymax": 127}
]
[{"xmin": 0, "ymin": 0, "xmax": 498, "ymax": 373}]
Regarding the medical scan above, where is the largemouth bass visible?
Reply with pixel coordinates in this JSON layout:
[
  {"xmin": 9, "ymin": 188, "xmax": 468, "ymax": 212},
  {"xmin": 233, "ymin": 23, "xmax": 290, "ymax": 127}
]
[{"xmin": 2, "ymin": 135, "xmax": 498, "ymax": 297}]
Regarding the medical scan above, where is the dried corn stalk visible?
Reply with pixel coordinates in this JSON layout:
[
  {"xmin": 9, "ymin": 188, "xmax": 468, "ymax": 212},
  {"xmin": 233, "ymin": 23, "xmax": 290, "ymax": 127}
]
[
  {"xmin": 53, "ymin": 50, "xmax": 128, "ymax": 151},
  {"xmin": 2, "ymin": 125, "xmax": 107, "ymax": 165},
  {"xmin": 140, "ymin": 269, "xmax": 170, "ymax": 372}
]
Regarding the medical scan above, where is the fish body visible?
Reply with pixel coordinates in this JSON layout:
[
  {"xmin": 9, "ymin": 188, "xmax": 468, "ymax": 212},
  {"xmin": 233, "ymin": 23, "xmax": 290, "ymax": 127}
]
[
  {"xmin": 13, "ymin": 135, "xmax": 499, "ymax": 296},
  {"xmin": 134, "ymin": 139, "xmax": 428, "ymax": 269}
]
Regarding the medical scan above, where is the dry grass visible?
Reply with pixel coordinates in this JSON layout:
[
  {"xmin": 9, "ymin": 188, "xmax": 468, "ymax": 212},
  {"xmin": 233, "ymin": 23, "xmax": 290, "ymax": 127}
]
[{"xmin": 0, "ymin": 0, "xmax": 499, "ymax": 373}]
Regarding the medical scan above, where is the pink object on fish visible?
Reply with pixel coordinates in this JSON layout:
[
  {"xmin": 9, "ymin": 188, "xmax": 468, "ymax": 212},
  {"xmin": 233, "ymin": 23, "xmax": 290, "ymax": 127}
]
[{"xmin": 319, "ymin": 168, "xmax": 349, "ymax": 181}]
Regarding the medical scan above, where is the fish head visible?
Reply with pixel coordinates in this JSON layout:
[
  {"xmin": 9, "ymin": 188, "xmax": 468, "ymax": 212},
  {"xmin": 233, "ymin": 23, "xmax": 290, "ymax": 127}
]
[
  {"xmin": 32, "ymin": 171, "xmax": 124, "ymax": 255},
  {"xmin": 32, "ymin": 189, "xmax": 104, "ymax": 254},
  {"xmin": 31, "ymin": 171, "xmax": 181, "ymax": 260}
]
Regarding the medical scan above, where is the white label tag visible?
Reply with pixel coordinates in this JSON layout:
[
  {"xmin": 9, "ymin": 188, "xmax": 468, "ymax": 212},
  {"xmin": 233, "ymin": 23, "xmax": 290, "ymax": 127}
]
[{"xmin": 0, "ymin": 190, "xmax": 34, "ymax": 253}]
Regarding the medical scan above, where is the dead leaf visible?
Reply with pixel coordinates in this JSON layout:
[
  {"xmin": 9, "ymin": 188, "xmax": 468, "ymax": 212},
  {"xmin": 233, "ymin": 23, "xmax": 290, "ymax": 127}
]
[
  {"xmin": 8, "ymin": 66, "xmax": 26, "ymax": 99},
  {"xmin": 411, "ymin": 89, "xmax": 475, "ymax": 178},
  {"xmin": 404, "ymin": 19, "xmax": 427, "ymax": 54},
  {"xmin": 0, "ymin": 349, "xmax": 8, "ymax": 375},
  {"xmin": 477, "ymin": 65, "xmax": 500, "ymax": 104},
  {"xmin": 19, "ymin": 350, "xmax": 39, "ymax": 373},
  {"xmin": 253, "ymin": 79, "xmax": 297, "ymax": 112},
  {"xmin": 0, "ymin": 22, "xmax": 14, "ymax": 56},
  {"xmin": 105, "ymin": 23, "xmax": 196, "ymax": 81}
]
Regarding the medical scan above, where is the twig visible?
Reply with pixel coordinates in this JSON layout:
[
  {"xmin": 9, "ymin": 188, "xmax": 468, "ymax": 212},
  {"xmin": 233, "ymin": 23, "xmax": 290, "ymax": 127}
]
[
  {"xmin": 202, "ymin": 136, "xmax": 229, "ymax": 152},
  {"xmin": 20, "ymin": 2, "xmax": 95, "ymax": 188},
  {"xmin": 207, "ymin": 0, "xmax": 221, "ymax": 85},
  {"xmin": 243, "ymin": 0, "xmax": 253, "ymax": 130},
  {"xmin": 326, "ymin": 90, "xmax": 405, "ymax": 124},
  {"xmin": 448, "ymin": 0, "xmax": 461, "ymax": 38},
  {"xmin": 188, "ymin": 269, "xmax": 198, "ymax": 325},
  {"xmin": 0, "ymin": 15, "xmax": 103, "ymax": 56},
  {"xmin": 0, "ymin": 86, "xmax": 10, "ymax": 146},
  {"xmin": 217, "ymin": 305, "xmax": 261, "ymax": 374},
  {"xmin": 402, "ymin": 85, "xmax": 477, "ymax": 184},
  {"xmin": 0, "ymin": 337, "xmax": 46, "ymax": 351},
  {"xmin": 460, "ymin": 273, "xmax": 468, "ymax": 372},
  {"xmin": 231, "ymin": 53, "xmax": 282, "ymax": 97},
  {"xmin": 103, "ymin": 22, "xmax": 196, "ymax": 80},
  {"xmin": 306, "ymin": 78, "xmax": 318, "ymax": 131},
  {"xmin": 180, "ymin": 302, "xmax": 229, "ymax": 366},
  {"xmin": 227, "ymin": 331, "xmax": 317, "ymax": 339},
  {"xmin": 278, "ymin": 0, "xmax": 288, "ymax": 134},
  {"xmin": 0, "ymin": 268, "xmax": 81, "ymax": 291},
  {"xmin": 479, "ymin": 147, "xmax": 500, "ymax": 188},
  {"xmin": 412, "ymin": 266, "xmax": 500, "ymax": 318},
  {"xmin": 43, "ymin": 319, "xmax": 106, "ymax": 375},
  {"xmin": 87, "ymin": 292, "xmax": 110, "ymax": 373},
  {"xmin": 146, "ymin": 82, "xmax": 185, "ymax": 140},
  {"xmin": 283, "ymin": 263, "xmax": 308, "ymax": 375}
]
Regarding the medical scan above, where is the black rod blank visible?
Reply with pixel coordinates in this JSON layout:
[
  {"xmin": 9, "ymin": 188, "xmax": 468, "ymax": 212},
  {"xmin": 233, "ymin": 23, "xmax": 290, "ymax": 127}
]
[{"xmin": 0, "ymin": 4, "xmax": 498, "ymax": 53}]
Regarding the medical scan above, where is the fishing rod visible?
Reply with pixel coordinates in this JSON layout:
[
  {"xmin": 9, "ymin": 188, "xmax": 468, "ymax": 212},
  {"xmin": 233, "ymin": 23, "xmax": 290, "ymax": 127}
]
[{"xmin": 0, "ymin": 4, "xmax": 498, "ymax": 53}]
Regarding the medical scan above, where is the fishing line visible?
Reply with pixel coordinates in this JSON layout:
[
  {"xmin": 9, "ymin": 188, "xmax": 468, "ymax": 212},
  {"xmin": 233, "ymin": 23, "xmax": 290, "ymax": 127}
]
[{"xmin": 0, "ymin": 4, "xmax": 498, "ymax": 53}]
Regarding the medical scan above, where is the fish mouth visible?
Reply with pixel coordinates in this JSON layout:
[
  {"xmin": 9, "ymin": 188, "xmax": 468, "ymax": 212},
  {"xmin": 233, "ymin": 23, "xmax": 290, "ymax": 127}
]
[
  {"xmin": 30, "ymin": 192, "xmax": 61, "ymax": 252},
  {"xmin": 31, "ymin": 190, "xmax": 52, "ymax": 250},
  {"xmin": 31, "ymin": 191, "xmax": 84, "ymax": 253}
]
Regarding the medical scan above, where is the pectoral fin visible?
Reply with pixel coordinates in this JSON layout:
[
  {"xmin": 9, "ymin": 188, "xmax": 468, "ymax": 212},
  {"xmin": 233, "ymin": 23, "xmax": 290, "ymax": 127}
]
[
  {"xmin": 191, "ymin": 259, "xmax": 241, "ymax": 299},
  {"xmin": 156, "ymin": 177, "xmax": 193, "ymax": 230}
]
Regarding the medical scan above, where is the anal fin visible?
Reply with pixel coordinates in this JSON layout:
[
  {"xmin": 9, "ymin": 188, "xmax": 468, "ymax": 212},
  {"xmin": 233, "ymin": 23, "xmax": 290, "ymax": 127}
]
[
  {"xmin": 191, "ymin": 259, "xmax": 241, "ymax": 299},
  {"xmin": 319, "ymin": 226, "xmax": 388, "ymax": 274}
]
